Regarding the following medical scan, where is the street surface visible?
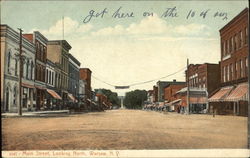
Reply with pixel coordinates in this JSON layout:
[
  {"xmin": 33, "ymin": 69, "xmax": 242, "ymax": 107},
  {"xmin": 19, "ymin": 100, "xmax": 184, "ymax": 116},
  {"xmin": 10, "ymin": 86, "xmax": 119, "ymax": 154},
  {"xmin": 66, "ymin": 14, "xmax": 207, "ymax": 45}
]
[{"xmin": 2, "ymin": 109, "xmax": 247, "ymax": 150}]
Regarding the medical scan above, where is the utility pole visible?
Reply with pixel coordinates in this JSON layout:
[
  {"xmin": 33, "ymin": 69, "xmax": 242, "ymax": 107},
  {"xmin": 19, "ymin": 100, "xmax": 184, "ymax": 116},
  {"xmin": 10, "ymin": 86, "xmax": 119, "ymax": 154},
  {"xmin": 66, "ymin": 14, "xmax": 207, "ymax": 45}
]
[
  {"xmin": 186, "ymin": 58, "xmax": 190, "ymax": 115},
  {"xmin": 18, "ymin": 28, "xmax": 23, "ymax": 116}
]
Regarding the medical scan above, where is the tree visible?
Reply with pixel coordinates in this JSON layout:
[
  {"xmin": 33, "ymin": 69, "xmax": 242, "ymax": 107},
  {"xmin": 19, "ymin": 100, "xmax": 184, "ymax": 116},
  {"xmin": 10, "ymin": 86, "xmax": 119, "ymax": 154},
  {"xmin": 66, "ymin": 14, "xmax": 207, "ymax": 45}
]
[
  {"xmin": 123, "ymin": 89, "xmax": 147, "ymax": 109},
  {"xmin": 95, "ymin": 89, "xmax": 120, "ymax": 106}
]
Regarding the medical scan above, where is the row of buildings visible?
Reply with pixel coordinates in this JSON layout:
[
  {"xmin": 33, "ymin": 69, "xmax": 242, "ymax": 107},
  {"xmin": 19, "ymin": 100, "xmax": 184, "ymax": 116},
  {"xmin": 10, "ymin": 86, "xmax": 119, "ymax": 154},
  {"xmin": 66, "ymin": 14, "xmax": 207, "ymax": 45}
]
[
  {"xmin": 1, "ymin": 24, "xmax": 112, "ymax": 113},
  {"xmin": 145, "ymin": 8, "xmax": 249, "ymax": 116}
]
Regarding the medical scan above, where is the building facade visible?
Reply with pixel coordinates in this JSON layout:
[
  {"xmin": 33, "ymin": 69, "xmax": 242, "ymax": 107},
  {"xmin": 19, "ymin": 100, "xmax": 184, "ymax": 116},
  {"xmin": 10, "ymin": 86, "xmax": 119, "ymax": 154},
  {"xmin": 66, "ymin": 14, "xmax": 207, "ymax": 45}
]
[
  {"xmin": 68, "ymin": 53, "xmax": 81, "ymax": 103},
  {"xmin": 186, "ymin": 63, "xmax": 220, "ymax": 95},
  {"xmin": 209, "ymin": 8, "xmax": 249, "ymax": 116},
  {"xmin": 79, "ymin": 68, "xmax": 92, "ymax": 108},
  {"xmin": 1, "ymin": 25, "xmax": 36, "ymax": 112},
  {"xmin": 24, "ymin": 32, "xmax": 48, "ymax": 111},
  {"xmin": 47, "ymin": 40, "xmax": 71, "ymax": 109},
  {"xmin": 164, "ymin": 83, "xmax": 186, "ymax": 103}
]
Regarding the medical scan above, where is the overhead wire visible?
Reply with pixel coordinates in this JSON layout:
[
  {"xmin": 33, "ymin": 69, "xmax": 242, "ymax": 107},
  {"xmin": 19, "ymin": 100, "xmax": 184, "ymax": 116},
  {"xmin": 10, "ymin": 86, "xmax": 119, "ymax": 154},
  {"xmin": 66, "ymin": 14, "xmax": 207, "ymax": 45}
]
[{"xmin": 92, "ymin": 66, "xmax": 186, "ymax": 88}]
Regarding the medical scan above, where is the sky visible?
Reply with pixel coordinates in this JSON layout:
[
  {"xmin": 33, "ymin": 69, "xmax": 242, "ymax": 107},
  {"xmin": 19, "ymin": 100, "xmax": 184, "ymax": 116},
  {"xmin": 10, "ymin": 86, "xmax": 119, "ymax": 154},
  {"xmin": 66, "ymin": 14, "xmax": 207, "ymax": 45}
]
[{"xmin": 1, "ymin": 0, "xmax": 249, "ymax": 96}]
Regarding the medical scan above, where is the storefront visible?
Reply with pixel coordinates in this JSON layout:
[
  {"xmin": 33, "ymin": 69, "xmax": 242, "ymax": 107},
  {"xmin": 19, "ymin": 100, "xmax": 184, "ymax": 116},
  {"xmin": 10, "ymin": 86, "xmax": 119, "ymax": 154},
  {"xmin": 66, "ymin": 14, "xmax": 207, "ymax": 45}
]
[
  {"xmin": 209, "ymin": 83, "xmax": 248, "ymax": 116},
  {"xmin": 45, "ymin": 89, "xmax": 62, "ymax": 110}
]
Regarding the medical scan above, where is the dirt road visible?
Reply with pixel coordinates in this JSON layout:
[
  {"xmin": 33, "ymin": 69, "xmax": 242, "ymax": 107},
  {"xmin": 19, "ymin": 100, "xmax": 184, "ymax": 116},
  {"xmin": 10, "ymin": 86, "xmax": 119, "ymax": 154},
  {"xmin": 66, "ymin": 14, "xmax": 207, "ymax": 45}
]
[{"xmin": 2, "ymin": 109, "xmax": 247, "ymax": 150}]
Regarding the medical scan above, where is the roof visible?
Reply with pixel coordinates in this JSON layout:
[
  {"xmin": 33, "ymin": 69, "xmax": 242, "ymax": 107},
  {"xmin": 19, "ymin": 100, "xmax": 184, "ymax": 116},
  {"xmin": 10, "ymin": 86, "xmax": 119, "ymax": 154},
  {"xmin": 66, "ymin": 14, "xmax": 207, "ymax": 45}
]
[
  {"xmin": 68, "ymin": 53, "xmax": 81, "ymax": 66},
  {"xmin": 48, "ymin": 40, "xmax": 72, "ymax": 50},
  {"xmin": 219, "ymin": 8, "xmax": 249, "ymax": 32}
]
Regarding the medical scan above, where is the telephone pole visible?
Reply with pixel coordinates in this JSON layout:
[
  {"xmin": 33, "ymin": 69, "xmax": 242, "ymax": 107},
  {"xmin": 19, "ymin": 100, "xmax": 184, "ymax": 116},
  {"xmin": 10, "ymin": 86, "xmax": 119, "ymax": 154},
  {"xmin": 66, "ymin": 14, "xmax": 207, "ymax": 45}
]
[
  {"xmin": 18, "ymin": 28, "xmax": 23, "ymax": 116},
  {"xmin": 186, "ymin": 58, "xmax": 190, "ymax": 115}
]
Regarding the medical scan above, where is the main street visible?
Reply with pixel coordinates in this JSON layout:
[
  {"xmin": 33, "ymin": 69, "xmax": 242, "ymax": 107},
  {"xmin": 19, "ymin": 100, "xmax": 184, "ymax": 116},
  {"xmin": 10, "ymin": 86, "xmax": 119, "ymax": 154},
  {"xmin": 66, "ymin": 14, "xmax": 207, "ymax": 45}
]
[{"xmin": 2, "ymin": 110, "xmax": 247, "ymax": 150}]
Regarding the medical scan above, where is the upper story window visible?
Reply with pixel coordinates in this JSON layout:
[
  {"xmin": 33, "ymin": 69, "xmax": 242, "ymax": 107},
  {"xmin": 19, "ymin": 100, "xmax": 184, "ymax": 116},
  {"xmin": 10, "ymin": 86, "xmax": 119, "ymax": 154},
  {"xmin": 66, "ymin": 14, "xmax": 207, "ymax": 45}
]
[
  {"xmin": 245, "ymin": 27, "xmax": 248, "ymax": 45},
  {"xmin": 15, "ymin": 59, "xmax": 18, "ymax": 76},
  {"xmin": 246, "ymin": 57, "xmax": 248, "ymax": 77},
  {"xmin": 31, "ymin": 61, "xmax": 33, "ymax": 80},
  {"xmin": 234, "ymin": 34, "xmax": 238, "ymax": 51},
  {"xmin": 240, "ymin": 59, "xmax": 243, "ymax": 78},
  {"xmin": 239, "ymin": 31, "xmax": 243, "ymax": 48},
  {"xmin": 26, "ymin": 60, "xmax": 29, "ymax": 79},
  {"xmin": 7, "ymin": 52, "xmax": 11, "ymax": 73}
]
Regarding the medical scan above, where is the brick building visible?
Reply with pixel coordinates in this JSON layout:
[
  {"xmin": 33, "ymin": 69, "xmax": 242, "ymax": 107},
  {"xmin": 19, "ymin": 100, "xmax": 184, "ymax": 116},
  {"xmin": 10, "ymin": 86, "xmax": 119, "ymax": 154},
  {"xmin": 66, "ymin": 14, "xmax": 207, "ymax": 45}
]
[
  {"xmin": 209, "ymin": 8, "xmax": 249, "ymax": 116},
  {"xmin": 186, "ymin": 63, "xmax": 220, "ymax": 95},
  {"xmin": 164, "ymin": 82, "xmax": 186, "ymax": 102},
  {"xmin": 79, "ymin": 68, "xmax": 92, "ymax": 108},
  {"xmin": 23, "ymin": 32, "xmax": 48, "ymax": 110}
]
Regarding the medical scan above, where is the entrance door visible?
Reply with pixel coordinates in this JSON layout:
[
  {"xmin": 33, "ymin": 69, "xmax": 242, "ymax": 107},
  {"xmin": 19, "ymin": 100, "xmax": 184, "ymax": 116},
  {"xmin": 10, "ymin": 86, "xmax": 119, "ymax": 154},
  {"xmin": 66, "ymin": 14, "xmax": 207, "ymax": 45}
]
[{"xmin": 5, "ymin": 88, "xmax": 9, "ymax": 111}]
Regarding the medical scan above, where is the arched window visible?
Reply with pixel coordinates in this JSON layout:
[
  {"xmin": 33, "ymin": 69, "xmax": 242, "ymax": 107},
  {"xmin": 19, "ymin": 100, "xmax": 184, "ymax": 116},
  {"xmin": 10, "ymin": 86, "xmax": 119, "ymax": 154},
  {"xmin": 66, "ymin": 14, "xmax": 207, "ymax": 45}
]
[
  {"xmin": 26, "ymin": 60, "xmax": 29, "ymax": 79},
  {"xmin": 7, "ymin": 51, "xmax": 11, "ymax": 73},
  {"xmin": 13, "ymin": 86, "xmax": 17, "ymax": 105},
  {"xmin": 15, "ymin": 59, "xmax": 18, "ymax": 76}
]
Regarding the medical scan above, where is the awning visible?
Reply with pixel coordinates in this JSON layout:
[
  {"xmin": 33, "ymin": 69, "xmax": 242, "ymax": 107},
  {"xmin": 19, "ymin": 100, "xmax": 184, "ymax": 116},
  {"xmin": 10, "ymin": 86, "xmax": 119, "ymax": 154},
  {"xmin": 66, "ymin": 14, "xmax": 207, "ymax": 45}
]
[
  {"xmin": 46, "ymin": 89, "xmax": 62, "ymax": 100},
  {"xmin": 22, "ymin": 83, "xmax": 35, "ymax": 89},
  {"xmin": 208, "ymin": 86, "xmax": 234, "ymax": 102},
  {"xmin": 170, "ymin": 99, "xmax": 181, "ymax": 105},
  {"xmin": 225, "ymin": 83, "xmax": 248, "ymax": 102},
  {"xmin": 190, "ymin": 96, "xmax": 207, "ymax": 104},
  {"xmin": 68, "ymin": 93, "xmax": 76, "ymax": 102},
  {"xmin": 35, "ymin": 85, "xmax": 46, "ymax": 90}
]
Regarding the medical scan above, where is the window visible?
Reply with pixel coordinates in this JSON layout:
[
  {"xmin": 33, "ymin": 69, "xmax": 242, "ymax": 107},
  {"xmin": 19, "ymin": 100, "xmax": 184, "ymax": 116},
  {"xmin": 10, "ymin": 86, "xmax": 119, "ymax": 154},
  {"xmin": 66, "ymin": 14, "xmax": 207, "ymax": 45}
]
[
  {"xmin": 246, "ymin": 57, "xmax": 248, "ymax": 77},
  {"xmin": 235, "ymin": 62, "xmax": 238, "ymax": 79},
  {"xmin": 49, "ymin": 71, "xmax": 51, "ymax": 84},
  {"xmin": 240, "ymin": 59, "xmax": 243, "ymax": 78},
  {"xmin": 223, "ymin": 66, "xmax": 226, "ymax": 82},
  {"xmin": 239, "ymin": 31, "xmax": 243, "ymax": 48},
  {"xmin": 227, "ymin": 65, "xmax": 230, "ymax": 81},
  {"xmin": 26, "ymin": 60, "xmax": 29, "ymax": 79},
  {"xmin": 15, "ymin": 59, "xmax": 18, "ymax": 76},
  {"xmin": 13, "ymin": 86, "xmax": 17, "ymax": 105},
  {"xmin": 227, "ymin": 40, "xmax": 230, "ymax": 54},
  {"xmin": 234, "ymin": 34, "xmax": 237, "ymax": 50},
  {"xmin": 222, "ymin": 42, "xmax": 226, "ymax": 56},
  {"xmin": 40, "ymin": 46, "xmax": 43, "ymax": 61},
  {"xmin": 231, "ymin": 37, "xmax": 234, "ymax": 52},
  {"xmin": 37, "ymin": 43, "xmax": 40, "ymax": 59},
  {"xmin": 246, "ymin": 27, "xmax": 248, "ymax": 45},
  {"xmin": 52, "ymin": 72, "xmax": 54, "ymax": 86},
  {"xmin": 7, "ymin": 52, "xmax": 11, "ymax": 73},
  {"xmin": 31, "ymin": 61, "xmax": 33, "ymax": 80},
  {"xmin": 229, "ymin": 37, "xmax": 232, "ymax": 52},
  {"xmin": 46, "ymin": 69, "xmax": 48, "ymax": 83},
  {"xmin": 230, "ymin": 63, "xmax": 233, "ymax": 80}
]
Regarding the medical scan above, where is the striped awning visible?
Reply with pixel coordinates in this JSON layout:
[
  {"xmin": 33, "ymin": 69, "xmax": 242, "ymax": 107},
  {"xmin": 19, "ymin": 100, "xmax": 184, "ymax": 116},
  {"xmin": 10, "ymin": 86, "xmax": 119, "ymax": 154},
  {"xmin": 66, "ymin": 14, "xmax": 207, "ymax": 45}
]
[
  {"xmin": 170, "ymin": 99, "xmax": 181, "ymax": 105},
  {"xmin": 225, "ymin": 83, "xmax": 248, "ymax": 102},
  {"xmin": 46, "ymin": 89, "xmax": 62, "ymax": 100},
  {"xmin": 208, "ymin": 86, "xmax": 234, "ymax": 102},
  {"xmin": 22, "ymin": 83, "xmax": 35, "ymax": 89}
]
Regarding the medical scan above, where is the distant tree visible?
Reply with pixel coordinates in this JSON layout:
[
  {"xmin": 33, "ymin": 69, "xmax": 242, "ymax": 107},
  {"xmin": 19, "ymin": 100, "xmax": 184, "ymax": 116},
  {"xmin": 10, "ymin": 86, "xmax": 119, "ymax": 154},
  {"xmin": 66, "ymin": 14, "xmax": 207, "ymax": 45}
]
[
  {"xmin": 123, "ymin": 89, "xmax": 147, "ymax": 109},
  {"xmin": 95, "ymin": 89, "xmax": 120, "ymax": 106}
]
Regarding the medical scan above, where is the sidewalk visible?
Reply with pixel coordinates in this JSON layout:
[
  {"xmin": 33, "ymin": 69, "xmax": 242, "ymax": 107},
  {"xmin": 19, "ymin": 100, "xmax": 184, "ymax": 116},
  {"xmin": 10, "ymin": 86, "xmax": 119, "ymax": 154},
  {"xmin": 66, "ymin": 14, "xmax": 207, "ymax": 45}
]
[{"xmin": 2, "ymin": 110, "xmax": 70, "ymax": 117}]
